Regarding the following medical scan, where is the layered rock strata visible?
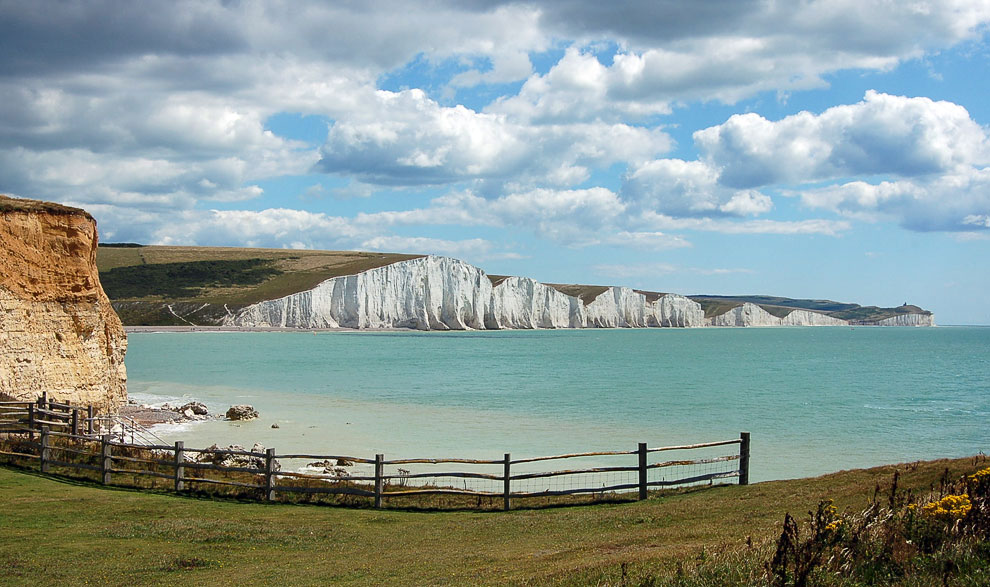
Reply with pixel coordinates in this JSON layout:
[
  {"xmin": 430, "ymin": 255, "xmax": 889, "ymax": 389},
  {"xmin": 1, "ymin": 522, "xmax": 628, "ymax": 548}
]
[
  {"xmin": 0, "ymin": 195, "xmax": 127, "ymax": 411},
  {"xmin": 227, "ymin": 256, "xmax": 901, "ymax": 331}
]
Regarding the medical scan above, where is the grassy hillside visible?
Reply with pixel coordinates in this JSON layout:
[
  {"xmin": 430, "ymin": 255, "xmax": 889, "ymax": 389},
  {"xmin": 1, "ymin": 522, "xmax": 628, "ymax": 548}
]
[
  {"xmin": 0, "ymin": 457, "xmax": 985, "ymax": 585},
  {"xmin": 690, "ymin": 294, "xmax": 933, "ymax": 323},
  {"xmin": 96, "ymin": 245, "xmax": 422, "ymax": 325},
  {"xmin": 96, "ymin": 244, "xmax": 930, "ymax": 326}
]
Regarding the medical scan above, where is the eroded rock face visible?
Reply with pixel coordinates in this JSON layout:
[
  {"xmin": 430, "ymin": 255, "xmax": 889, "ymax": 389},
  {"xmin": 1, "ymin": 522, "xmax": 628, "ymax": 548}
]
[
  {"xmin": 227, "ymin": 256, "xmax": 712, "ymax": 331},
  {"xmin": 0, "ymin": 195, "xmax": 127, "ymax": 411},
  {"xmin": 878, "ymin": 313, "xmax": 935, "ymax": 327},
  {"xmin": 225, "ymin": 256, "xmax": 931, "ymax": 331}
]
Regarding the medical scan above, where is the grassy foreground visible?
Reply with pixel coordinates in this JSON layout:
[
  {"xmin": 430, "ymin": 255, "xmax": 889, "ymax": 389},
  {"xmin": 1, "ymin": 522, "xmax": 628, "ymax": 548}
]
[{"xmin": 1, "ymin": 457, "xmax": 986, "ymax": 586}]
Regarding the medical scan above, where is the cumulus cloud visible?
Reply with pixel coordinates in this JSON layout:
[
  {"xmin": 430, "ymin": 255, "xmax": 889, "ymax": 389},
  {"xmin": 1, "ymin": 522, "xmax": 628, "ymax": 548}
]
[
  {"xmin": 1, "ymin": 0, "xmax": 988, "ymax": 253},
  {"xmin": 357, "ymin": 188, "xmax": 630, "ymax": 246},
  {"xmin": 797, "ymin": 168, "xmax": 990, "ymax": 231},
  {"xmin": 496, "ymin": 0, "xmax": 990, "ymax": 120},
  {"xmin": 622, "ymin": 159, "xmax": 773, "ymax": 217},
  {"xmin": 695, "ymin": 91, "xmax": 990, "ymax": 188},
  {"xmin": 620, "ymin": 91, "xmax": 990, "ymax": 232},
  {"xmin": 359, "ymin": 236, "xmax": 517, "ymax": 261},
  {"xmin": 317, "ymin": 88, "xmax": 671, "ymax": 186}
]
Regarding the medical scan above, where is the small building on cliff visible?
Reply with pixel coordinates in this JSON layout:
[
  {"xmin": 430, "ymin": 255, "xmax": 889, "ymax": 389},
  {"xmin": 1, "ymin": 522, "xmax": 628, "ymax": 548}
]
[{"xmin": 0, "ymin": 195, "xmax": 127, "ymax": 412}]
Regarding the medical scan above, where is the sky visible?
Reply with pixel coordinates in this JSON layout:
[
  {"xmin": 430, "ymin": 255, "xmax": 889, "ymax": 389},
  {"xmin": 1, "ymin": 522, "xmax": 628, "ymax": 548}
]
[{"xmin": 1, "ymin": 1, "xmax": 989, "ymax": 325}]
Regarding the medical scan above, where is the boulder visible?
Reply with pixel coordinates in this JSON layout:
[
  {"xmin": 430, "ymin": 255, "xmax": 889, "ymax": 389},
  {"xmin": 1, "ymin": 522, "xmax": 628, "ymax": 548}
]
[
  {"xmin": 226, "ymin": 404, "xmax": 259, "ymax": 420},
  {"xmin": 178, "ymin": 401, "xmax": 208, "ymax": 415},
  {"xmin": 197, "ymin": 443, "xmax": 279, "ymax": 471}
]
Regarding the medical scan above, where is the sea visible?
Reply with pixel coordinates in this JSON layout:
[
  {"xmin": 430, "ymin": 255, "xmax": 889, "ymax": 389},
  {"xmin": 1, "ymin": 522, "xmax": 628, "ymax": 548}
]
[{"xmin": 126, "ymin": 326, "xmax": 990, "ymax": 483}]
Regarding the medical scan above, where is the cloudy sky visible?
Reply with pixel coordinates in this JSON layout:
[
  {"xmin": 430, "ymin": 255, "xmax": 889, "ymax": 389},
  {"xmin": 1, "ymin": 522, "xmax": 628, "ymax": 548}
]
[{"xmin": 2, "ymin": 1, "xmax": 989, "ymax": 324}]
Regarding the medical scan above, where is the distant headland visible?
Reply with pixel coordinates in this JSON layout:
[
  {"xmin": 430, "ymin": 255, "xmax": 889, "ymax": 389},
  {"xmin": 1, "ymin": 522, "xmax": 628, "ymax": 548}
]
[{"xmin": 97, "ymin": 243, "xmax": 934, "ymax": 330}]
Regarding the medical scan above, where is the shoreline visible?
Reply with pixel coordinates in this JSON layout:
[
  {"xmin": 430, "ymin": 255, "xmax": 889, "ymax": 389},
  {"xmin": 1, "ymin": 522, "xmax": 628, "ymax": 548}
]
[{"xmin": 125, "ymin": 325, "xmax": 375, "ymax": 333}]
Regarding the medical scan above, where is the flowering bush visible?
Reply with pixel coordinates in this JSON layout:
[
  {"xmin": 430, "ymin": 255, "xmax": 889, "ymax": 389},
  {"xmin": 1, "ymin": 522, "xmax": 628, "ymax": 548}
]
[{"xmin": 767, "ymin": 461, "xmax": 990, "ymax": 586}]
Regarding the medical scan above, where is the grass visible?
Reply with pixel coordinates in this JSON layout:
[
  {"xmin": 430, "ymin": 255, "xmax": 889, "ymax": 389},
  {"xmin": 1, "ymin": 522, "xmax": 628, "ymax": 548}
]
[
  {"xmin": 688, "ymin": 295, "xmax": 932, "ymax": 323},
  {"xmin": 95, "ymin": 245, "xmax": 931, "ymax": 326},
  {"xmin": 95, "ymin": 245, "xmax": 423, "ymax": 325},
  {"xmin": 0, "ymin": 194, "xmax": 90, "ymax": 218},
  {"xmin": 0, "ymin": 456, "xmax": 985, "ymax": 585}
]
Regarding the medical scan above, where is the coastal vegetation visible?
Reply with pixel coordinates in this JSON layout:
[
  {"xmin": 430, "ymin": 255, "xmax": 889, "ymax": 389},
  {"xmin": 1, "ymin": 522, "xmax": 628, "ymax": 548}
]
[
  {"xmin": 0, "ymin": 456, "xmax": 986, "ymax": 585},
  {"xmin": 96, "ymin": 244, "xmax": 929, "ymax": 327},
  {"xmin": 96, "ymin": 245, "xmax": 422, "ymax": 325}
]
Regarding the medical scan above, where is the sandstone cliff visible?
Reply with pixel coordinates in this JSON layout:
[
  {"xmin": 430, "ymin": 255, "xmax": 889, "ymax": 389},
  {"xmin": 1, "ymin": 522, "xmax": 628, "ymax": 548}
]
[{"xmin": 0, "ymin": 195, "xmax": 127, "ymax": 411}]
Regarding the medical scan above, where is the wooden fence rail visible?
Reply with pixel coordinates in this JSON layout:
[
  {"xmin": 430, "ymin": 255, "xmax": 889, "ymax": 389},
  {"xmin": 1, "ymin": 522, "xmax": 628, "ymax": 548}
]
[{"xmin": 0, "ymin": 400, "xmax": 751, "ymax": 511}]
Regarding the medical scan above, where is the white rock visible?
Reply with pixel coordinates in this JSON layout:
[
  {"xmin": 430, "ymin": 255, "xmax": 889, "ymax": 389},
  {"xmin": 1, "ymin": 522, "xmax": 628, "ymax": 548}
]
[
  {"xmin": 226, "ymin": 256, "xmax": 927, "ymax": 331},
  {"xmin": 651, "ymin": 294, "xmax": 706, "ymax": 327},
  {"xmin": 877, "ymin": 313, "xmax": 935, "ymax": 326}
]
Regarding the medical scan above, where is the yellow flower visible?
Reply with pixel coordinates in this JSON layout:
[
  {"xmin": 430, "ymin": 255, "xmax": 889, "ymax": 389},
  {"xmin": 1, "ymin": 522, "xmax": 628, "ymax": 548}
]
[
  {"xmin": 825, "ymin": 520, "xmax": 843, "ymax": 532},
  {"xmin": 968, "ymin": 467, "xmax": 990, "ymax": 483},
  {"xmin": 921, "ymin": 494, "xmax": 972, "ymax": 519}
]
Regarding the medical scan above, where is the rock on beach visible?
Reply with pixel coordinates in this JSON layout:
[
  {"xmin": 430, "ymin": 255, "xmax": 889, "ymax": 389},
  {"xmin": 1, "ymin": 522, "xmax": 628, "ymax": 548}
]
[{"xmin": 226, "ymin": 405, "xmax": 259, "ymax": 420}]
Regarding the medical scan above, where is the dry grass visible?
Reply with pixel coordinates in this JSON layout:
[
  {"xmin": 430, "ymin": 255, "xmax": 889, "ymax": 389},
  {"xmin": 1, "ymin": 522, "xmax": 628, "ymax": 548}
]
[
  {"xmin": 96, "ymin": 245, "xmax": 422, "ymax": 306},
  {"xmin": 0, "ymin": 194, "xmax": 90, "ymax": 218}
]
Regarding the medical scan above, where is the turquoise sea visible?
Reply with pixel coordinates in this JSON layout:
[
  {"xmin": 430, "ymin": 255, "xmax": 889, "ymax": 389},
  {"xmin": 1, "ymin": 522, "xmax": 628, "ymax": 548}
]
[{"xmin": 126, "ymin": 327, "xmax": 990, "ymax": 482}]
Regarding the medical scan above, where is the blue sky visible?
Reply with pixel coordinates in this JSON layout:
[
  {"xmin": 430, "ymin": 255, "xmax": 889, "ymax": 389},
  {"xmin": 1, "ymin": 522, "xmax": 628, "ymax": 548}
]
[{"xmin": 1, "ymin": 1, "xmax": 989, "ymax": 324}]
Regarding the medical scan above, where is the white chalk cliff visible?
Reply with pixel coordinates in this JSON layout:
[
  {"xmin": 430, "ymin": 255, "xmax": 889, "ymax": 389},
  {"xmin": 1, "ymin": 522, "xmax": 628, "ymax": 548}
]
[
  {"xmin": 707, "ymin": 303, "xmax": 849, "ymax": 327},
  {"xmin": 877, "ymin": 313, "xmax": 936, "ymax": 327},
  {"xmin": 226, "ymin": 256, "xmax": 930, "ymax": 331}
]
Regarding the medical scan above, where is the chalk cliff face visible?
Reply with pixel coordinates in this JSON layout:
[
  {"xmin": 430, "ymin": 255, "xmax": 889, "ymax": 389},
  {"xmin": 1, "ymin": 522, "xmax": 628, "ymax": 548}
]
[
  {"xmin": 233, "ymin": 256, "xmax": 493, "ymax": 330},
  {"xmin": 878, "ymin": 313, "xmax": 935, "ymax": 327},
  {"xmin": 707, "ymin": 303, "xmax": 850, "ymax": 327},
  {"xmin": 652, "ymin": 294, "xmax": 706, "ymax": 327},
  {"xmin": 0, "ymin": 196, "xmax": 127, "ymax": 411},
  {"xmin": 230, "ymin": 256, "xmax": 885, "ymax": 331}
]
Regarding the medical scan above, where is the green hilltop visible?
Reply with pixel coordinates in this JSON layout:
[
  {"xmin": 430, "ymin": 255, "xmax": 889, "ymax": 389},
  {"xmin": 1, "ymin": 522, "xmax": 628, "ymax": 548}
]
[{"xmin": 96, "ymin": 244, "xmax": 930, "ymax": 326}]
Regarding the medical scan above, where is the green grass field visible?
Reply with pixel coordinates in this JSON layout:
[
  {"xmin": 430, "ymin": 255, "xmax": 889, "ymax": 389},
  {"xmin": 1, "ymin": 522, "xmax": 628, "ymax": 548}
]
[{"xmin": 1, "ymin": 457, "xmax": 985, "ymax": 585}]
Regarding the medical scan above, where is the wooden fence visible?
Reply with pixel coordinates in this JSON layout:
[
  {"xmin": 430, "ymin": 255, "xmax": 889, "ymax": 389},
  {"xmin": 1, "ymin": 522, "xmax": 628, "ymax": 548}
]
[
  {"xmin": 0, "ymin": 399, "xmax": 750, "ymax": 510},
  {"xmin": 0, "ymin": 392, "xmax": 96, "ymax": 438}
]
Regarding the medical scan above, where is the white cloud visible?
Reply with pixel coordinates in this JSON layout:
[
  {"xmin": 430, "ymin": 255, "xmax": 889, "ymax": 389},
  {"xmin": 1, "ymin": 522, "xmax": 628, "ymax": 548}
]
[
  {"xmin": 317, "ymin": 88, "xmax": 671, "ymax": 186},
  {"xmin": 593, "ymin": 262, "xmax": 753, "ymax": 280},
  {"xmin": 489, "ymin": 48, "xmax": 673, "ymax": 123},
  {"xmin": 359, "ymin": 236, "xmax": 509, "ymax": 261},
  {"xmin": 600, "ymin": 231, "xmax": 692, "ymax": 250},
  {"xmin": 695, "ymin": 91, "xmax": 990, "ymax": 188},
  {"xmin": 639, "ymin": 212, "xmax": 851, "ymax": 236},
  {"xmin": 795, "ymin": 167, "xmax": 990, "ymax": 231},
  {"xmin": 505, "ymin": 1, "xmax": 990, "ymax": 117},
  {"xmin": 2, "ymin": 0, "xmax": 988, "ymax": 254},
  {"xmin": 622, "ymin": 159, "xmax": 773, "ymax": 217},
  {"xmin": 618, "ymin": 91, "xmax": 990, "ymax": 232}
]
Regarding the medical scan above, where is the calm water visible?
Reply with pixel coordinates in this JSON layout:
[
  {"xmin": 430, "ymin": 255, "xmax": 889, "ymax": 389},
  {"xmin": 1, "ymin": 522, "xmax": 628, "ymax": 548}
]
[{"xmin": 126, "ymin": 327, "xmax": 990, "ymax": 482}]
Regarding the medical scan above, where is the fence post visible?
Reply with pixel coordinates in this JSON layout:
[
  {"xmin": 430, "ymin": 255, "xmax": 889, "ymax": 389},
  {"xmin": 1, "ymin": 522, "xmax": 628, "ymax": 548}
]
[
  {"xmin": 638, "ymin": 442, "xmax": 648, "ymax": 500},
  {"xmin": 174, "ymin": 441, "xmax": 184, "ymax": 492},
  {"xmin": 101, "ymin": 435, "xmax": 112, "ymax": 485},
  {"xmin": 374, "ymin": 453, "xmax": 384, "ymax": 508},
  {"xmin": 71, "ymin": 408, "xmax": 79, "ymax": 437},
  {"xmin": 739, "ymin": 432, "xmax": 750, "ymax": 486},
  {"xmin": 40, "ymin": 426, "xmax": 50, "ymax": 473},
  {"xmin": 264, "ymin": 448, "xmax": 276, "ymax": 501},
  {"xmin": 503, "ymin": 453, "xmax": 511, "ymax": 511},
  {"xmin": 27, "ymin": 403, "xmax": 35, "ymax": 440},
  {"xmin": 87, "ymin": 405, "xmax": 94, "ymax": 436}
]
